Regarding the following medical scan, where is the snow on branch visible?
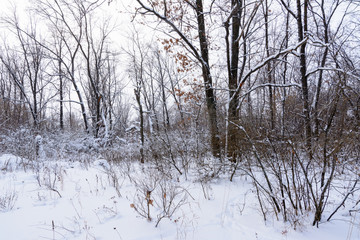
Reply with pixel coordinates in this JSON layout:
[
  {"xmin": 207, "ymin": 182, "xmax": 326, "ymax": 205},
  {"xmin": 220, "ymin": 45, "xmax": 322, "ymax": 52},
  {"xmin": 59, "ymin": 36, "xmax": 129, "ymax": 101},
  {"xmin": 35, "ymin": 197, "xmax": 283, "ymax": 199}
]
[
  {"xmin": 240, "ymin": 83, "xmax": 301, "ymax": 99},
  {"xmin": 57, "ymin": 99, "xmax": 86, "ymax": 105},
  {"xmin": 229, "ymin": 37, "xmax": 308, "ymax": 102},
  {"xmin": 306, "ymin": 67, "xmax": 360, "ymax": 79},
  {"xmin": 135, "ymin": 1, "xmax": 207, "ymax": 69}
]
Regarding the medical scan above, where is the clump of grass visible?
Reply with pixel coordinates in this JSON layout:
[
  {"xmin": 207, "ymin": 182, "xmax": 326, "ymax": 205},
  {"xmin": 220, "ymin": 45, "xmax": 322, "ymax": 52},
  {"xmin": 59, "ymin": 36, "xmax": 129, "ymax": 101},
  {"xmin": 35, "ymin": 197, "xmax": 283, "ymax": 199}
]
[{"xmin": 0, "ymin": 189, "xmax": 18, "ymax": 212}]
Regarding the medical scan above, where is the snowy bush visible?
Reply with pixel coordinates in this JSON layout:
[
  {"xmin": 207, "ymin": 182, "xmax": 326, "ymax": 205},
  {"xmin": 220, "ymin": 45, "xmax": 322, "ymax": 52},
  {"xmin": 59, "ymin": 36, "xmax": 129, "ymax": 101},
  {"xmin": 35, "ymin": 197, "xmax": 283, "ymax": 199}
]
[
  {"xmin": 0, "ymin": 178, "xmax": 18, "ymax": 212},
  {"xmin": 129, "ymin": 166, "xmax": 189, "ymax": 227},
  {"xmin": 241, "ymin": 137, "xmax": 360, "ymax": 228},
  {"xmin": 0, "ymin": 190, "xmax": 17, "ymax": 212}
]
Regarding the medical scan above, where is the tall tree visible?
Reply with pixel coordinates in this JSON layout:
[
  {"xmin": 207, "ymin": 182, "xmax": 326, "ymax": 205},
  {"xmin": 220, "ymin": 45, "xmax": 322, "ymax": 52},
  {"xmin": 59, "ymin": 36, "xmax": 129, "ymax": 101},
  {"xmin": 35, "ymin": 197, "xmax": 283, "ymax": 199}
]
[
  {"xmin": 1, "ymin": 13, "xmax": 53, "ymax": 129},
  {"xmin": 280, "ymin": 0, "xmax": 312, "ymax": 152},
  {"xmin": 224, "ymin": 0, "xmax": 241, "ymax": 161},
  {"xmin": 33, "ymin": 0, "xmax": 90, "ymax": 132},
  {"xmin": 135, "ymin": 0, "xmax": 221, "ymax": 157},
  {"xmin": 34, "ymin": 0, "xmax": 116, "ymax": 136}
]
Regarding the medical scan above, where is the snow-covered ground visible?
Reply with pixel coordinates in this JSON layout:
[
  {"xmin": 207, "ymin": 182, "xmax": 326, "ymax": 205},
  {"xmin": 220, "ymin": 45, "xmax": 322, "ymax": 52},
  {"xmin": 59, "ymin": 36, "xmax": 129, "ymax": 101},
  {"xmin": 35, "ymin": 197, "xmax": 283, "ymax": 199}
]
[{"xmin": 0, "ymin": 153, "xmax": 359, "ymax": 240}]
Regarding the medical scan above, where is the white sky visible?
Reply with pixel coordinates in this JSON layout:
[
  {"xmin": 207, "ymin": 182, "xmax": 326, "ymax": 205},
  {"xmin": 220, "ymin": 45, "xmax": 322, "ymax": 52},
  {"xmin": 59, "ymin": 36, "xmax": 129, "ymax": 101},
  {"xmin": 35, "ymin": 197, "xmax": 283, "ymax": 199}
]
[{"xmin": 0, "ymin": 0, "xmax": 142, "ymax": 37}]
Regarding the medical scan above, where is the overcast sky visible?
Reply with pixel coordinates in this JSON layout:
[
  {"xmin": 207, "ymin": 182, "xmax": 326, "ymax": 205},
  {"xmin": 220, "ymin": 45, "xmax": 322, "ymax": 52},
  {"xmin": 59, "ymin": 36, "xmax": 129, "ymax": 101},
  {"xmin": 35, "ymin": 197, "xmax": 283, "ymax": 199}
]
[
  {"xmin": 0, "ymin": 0, "xmax": 161, "ymax": 61},
  {"xmin": 0, "ymin": 0, "xmax": 140, "ymax": 38}
]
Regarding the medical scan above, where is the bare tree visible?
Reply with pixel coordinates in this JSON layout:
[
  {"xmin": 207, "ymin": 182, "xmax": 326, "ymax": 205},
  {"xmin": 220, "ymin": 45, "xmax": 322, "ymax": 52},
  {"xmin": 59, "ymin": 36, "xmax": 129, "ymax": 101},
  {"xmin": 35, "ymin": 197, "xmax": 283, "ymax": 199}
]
[
  {"xmin": 31, "ymin": 0, "xmax": 91, "ymax": 132},
  {"xmin": 32, "ymin": 0, "xmax": 117, "ymax": 137},
  {"xmin": 135, "ymin": 0, "xmax": 221, "ymax": 157},
  {"xmin": 280, "ymin": 0, "xmax": 312, "ymax": 153},
  {"xmin": 126, "ymin": 29, "xmax": 148, "ymax": 163},
  {"xmin": 1, "ymin": 13, "xmax": 54, "ymax": 129}
]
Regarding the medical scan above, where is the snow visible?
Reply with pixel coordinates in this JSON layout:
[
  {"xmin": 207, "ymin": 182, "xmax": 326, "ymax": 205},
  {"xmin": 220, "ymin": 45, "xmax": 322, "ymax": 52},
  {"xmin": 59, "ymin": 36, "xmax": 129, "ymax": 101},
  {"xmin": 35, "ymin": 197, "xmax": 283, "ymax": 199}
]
[
  {"xmin": 0, "ymin": 153, "xmax": 359, "ymax": 240},
  {"xmin": 0, "ymin": 154, "xmax": 22, "ymax": 171}
]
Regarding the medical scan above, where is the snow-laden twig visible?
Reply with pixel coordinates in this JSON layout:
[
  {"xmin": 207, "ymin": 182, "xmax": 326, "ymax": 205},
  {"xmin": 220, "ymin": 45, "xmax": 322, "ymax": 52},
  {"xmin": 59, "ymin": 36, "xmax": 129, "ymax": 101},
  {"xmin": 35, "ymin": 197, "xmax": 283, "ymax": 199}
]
[
  {"xmin": 57, "ymin": 99, "xmax": 86, "ymax": 105},
  {"xmin": 306, "ymin": 67, "xmax": 360, "ymax": 79},
  {"xmin": 135, "ymin": 0, "xmax": 210, "ymax": 75},
  {"xmin": 239, "ymin": 83, "xmax": 301, "ymax": 98},
  {"xmin": 229, "ymin": 37, "xmax": 308, "ymax": 102},
  {"xmin": 327, "ymin": 178, "xmax": 359, "ymax": 222}
]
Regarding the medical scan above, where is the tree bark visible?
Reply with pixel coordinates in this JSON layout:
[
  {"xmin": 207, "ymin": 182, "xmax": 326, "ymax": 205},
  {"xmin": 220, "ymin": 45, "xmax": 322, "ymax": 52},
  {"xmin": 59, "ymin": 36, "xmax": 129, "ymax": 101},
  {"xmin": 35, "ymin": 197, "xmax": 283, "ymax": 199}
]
[
  {"xmin": 226, "ymin": 0, "xmax": 241, "ymax": 162},
  {"xmin": 135, "ymin": 87, "xmax": 145, "ymax": 164},
  {"xmin": 59, "ymin": 47, "xmax": 64, "ymax": 130},
  {"xmin": 296, "ymin": 0, "xmax": 312, "ymax": 152},
  {"xmin": 264, "ymin": 0, "xmax": 275, "ymax": 130},
  {"xmin": 196, "ymin": 0, "xmax": 220, "ymax": 157}
]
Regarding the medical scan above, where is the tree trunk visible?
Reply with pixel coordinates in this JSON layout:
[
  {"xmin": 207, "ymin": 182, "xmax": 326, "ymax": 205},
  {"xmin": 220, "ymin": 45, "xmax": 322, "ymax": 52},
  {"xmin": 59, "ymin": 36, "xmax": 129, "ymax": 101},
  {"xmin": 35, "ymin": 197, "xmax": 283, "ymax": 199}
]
[
  {"xmin": 226, "ymin": 0, "xmax": 241, "ymax": 162},
  {"xmin": 282, "ymin": 1, "xmax": 290, "ymax": 138},
  {"xmin": 313, "ymin": 0, "xmax": 330, "ymax": 138},
  {"xmin": 264, "ymin": 0, "xmax": 275, "ymax": 130},
  {"xmin": 135, "ymin": 88, "xmax": 145, "ymax": 164},
  {"xmin": 196, "ymin": 0, "xmax": 220, "ymax": 157},
  {"xmin": 157, "ymin": 53, "xmax": 170, "ymax": 127},
  {"xmin": 296, "ymin": 0, "xmax": 312, "ymax": 152},
  {"xmin": 59, "ymin": 52, "xmax": 64, "ymax": 131}
]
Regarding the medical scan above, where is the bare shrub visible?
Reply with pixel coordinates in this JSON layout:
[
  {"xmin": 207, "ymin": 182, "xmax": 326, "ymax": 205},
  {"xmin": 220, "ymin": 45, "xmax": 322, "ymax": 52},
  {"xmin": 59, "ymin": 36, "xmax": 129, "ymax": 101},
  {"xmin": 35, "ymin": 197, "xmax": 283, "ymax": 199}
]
[
  {"xmin": 130, "ymin": 168, "xmax": 161, "ymax": 221},
  {"xmin": 129, "ymin": 167, "xmax": 189, "ymax": 226},
  {"xmin": 154, "ymin": 179, "xmax": 189, "ymax": 227},
  {"xmin": 35, "ymin": 164, "xmax": 63, "ymax": 198},
  {"xmin": 2, "ymin": 128, "xmax": 38, "ymax": 169},
  {"xmin": 241, "ymin": 134, "xmax": 360, "ymax": 228},
  {"xmin": 0, "ymin": 187, "xmax": 18, "ymax": 212}
]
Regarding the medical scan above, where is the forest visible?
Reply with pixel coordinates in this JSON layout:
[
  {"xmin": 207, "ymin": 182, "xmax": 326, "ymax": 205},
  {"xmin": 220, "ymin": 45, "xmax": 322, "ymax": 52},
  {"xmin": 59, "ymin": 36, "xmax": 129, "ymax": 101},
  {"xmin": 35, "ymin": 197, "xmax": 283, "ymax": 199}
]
[{"xmin": 0, "ymin": 0, "xmax": 359, "ymax": 239}]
